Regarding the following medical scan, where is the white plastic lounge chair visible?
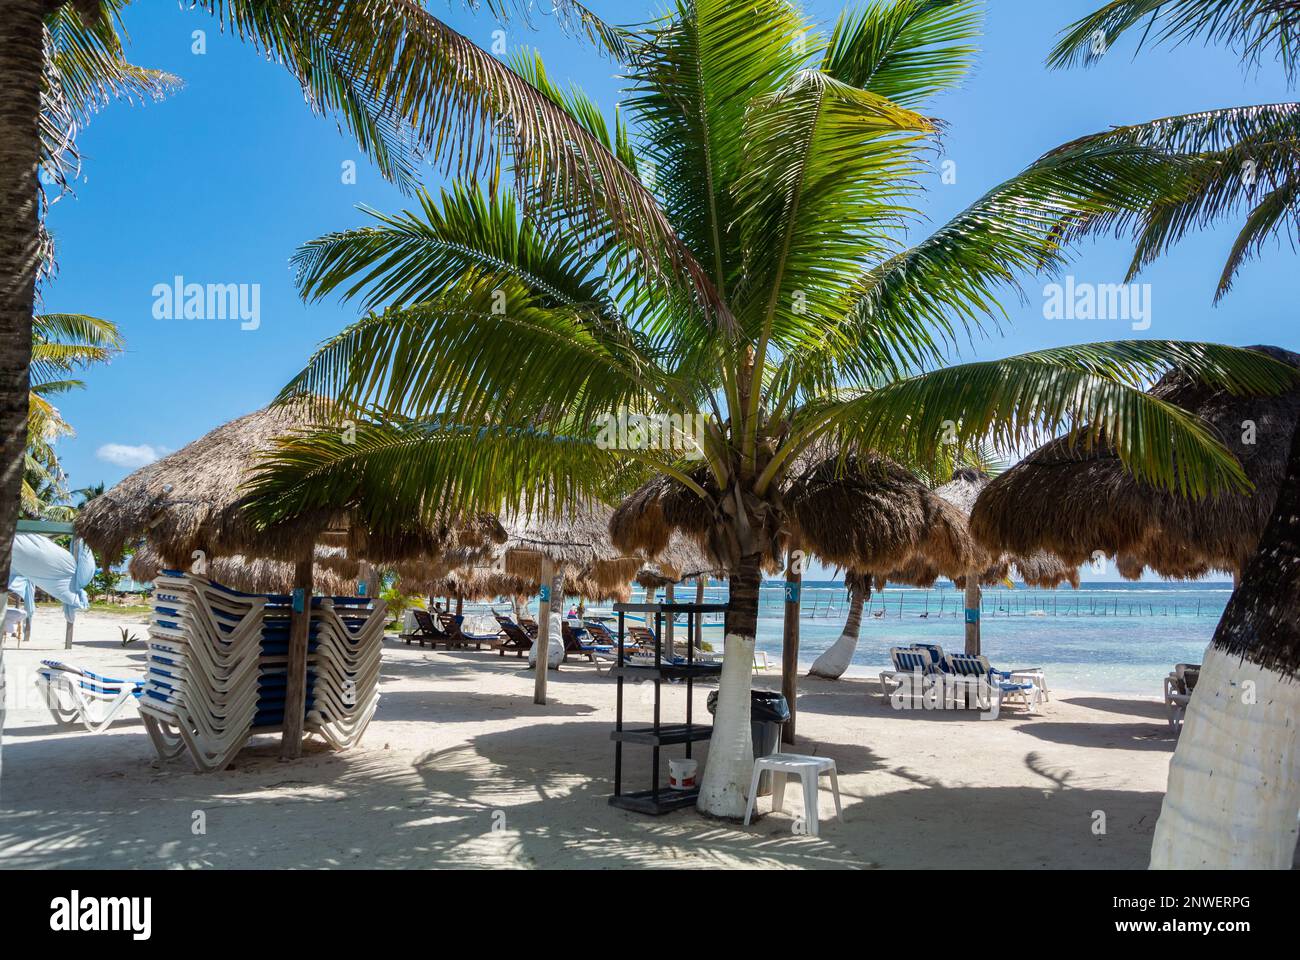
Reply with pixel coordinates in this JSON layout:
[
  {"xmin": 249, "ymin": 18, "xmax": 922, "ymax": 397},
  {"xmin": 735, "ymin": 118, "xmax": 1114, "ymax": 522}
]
[
  {"xmin": 879, "ymin": 647, "xmax": 938, "ymax": 706},
  {"xmin": 1164, "ymin": 663, "xmax": 1199, "ymax": 729},
  {"xmin": 36, "ymin": 661, "xmax": 144, "ymax": 733},
  {"xmin": 913, "ymin": 642, "xmax": 1049, "ymax": 702},
  {"xmin": 943, "ymin": 653, "xmax": 1042, "ymax": 715}
]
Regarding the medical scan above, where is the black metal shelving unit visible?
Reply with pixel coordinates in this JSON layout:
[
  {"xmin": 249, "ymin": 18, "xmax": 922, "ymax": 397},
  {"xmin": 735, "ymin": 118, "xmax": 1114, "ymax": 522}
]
[{"xmin": 609, "ymin": 601, "xmax": 729, "ymax": 815}]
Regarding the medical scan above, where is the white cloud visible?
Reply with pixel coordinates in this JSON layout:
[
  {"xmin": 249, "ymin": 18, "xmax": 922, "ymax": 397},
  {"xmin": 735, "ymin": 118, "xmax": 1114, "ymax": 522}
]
[{"xmin": 96, "ymin": 443, "xmax": 166, "ymax": 469}]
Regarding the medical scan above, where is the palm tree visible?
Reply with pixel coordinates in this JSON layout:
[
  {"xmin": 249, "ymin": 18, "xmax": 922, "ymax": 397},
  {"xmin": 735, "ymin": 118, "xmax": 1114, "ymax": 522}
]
[
  {"xmin": 807, "ymin": 571, "xmax": 872, "ymax": 680},
  {"xmin": 246, "ymin": 0, "xmax": 1298, "ymax": 818},
  {"xmin": 1052, "ymin": 0, "xmax": 1300, "ymax": 870},
  {"xmin": 25, "ymin": 313, "xmax": 122, "ymax": 518},
  {"xmin": 0, "ymin": 0, "xmax": 658, "ymax": 602}
]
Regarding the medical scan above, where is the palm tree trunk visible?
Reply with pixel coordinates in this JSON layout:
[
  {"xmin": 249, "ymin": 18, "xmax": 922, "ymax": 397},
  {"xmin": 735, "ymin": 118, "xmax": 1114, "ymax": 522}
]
[
  {"xmin": 1149, "ymin": 421, "xmax": 1300, "ymax": 869},
  {"xmin": 808, "ymin": 582, "xmax": 869, "ymax": 679},
  {"xmin": 0, "ymin": 3, "xmax": 45, "ymax": 589},
  {"xmin": 697, "ymin": 551, "xmax": 761, "ymax": 818}
]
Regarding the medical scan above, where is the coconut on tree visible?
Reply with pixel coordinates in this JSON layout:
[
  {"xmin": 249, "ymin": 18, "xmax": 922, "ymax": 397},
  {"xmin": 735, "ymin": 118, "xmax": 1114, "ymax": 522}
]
[{"xmin": 244, "ymin": 0, "xmax": 1297, "ymax": 819}]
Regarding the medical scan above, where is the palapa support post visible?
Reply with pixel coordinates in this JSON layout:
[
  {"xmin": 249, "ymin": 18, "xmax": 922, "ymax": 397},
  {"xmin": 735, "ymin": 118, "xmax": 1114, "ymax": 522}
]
[
  {"xmin": 358, "ymin": 560, "xmax": 377, "ymax": 599},
  {"xmin": 664, "ymin": 582, "xmax": 676, "ymax": 658},
  {"xmin": 694, "ymin": 576, "xmax": 706, "ymax": 649},
  {"xmin": 781, "ymin": 555, "xmax": 802, "ymax": 745},
  {"xmin": 534, "ymin": 557, "xmax": 555, "ymax": 705},
  {"xmin": 281, "ymin": 557, "xmax": 313, "ymax": 759},
  {"xmin": 964, "ymin": 576, "xmax": 981, "ymax": 655}
]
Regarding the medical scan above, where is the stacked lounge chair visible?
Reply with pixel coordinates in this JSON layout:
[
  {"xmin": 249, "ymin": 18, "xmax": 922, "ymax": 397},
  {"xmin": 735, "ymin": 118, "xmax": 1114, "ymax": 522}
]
[{"xmin": 139, "ymin": 572, "xmax": 383, "ymax": 772}]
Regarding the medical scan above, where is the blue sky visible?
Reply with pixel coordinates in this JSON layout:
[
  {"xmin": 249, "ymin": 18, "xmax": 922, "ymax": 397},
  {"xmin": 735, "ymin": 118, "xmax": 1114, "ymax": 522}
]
[{"xmin": 42, "ymin": 1, "xmax": 1294, "ymax": 582}]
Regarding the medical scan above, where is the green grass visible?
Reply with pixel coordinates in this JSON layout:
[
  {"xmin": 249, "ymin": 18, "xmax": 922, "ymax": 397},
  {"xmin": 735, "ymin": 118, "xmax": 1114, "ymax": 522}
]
[{"xmin": 36, "ymin": 599, "xmax": 152, "ymax": 616}]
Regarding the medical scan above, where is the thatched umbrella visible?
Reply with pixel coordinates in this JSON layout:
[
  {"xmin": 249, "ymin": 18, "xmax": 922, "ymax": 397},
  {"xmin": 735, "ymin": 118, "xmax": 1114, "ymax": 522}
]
[
  {"xmin": 632, "ymin": 533, "xmax": 721, "ymax": 653},
  {"xmin": 74, "ymin": 403, "xmax": 491, "ymax": 567},
  {"xmin": 498, "ymin": 501, "xmax": 643, "ymax": 704},
  {"xmin": 971, "ymin": 345, "xmax": 1300, "ymax": 582},
  {"xmin": 613, "ymin": 454, "xmax": 978, "ymax": 735},
  {"xmin": 876, "ymin": 468, "xmax": 1078, "ymax": 656},
  {"xmin": 74, "ymin": 402, "xmax": 503, "ymax": 758}
]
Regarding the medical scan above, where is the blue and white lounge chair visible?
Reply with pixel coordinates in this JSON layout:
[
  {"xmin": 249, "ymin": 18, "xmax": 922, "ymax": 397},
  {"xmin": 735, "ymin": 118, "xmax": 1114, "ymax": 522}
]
[
  {"xmin": 36, "ymin": 660, "xmax": 144, "ymax": 733},
  {"xmin": 943, "ymin": 653, "xmax": 1042, "ymax": 714},
  {"xmin": 879, "ymin": 647, "xmax": 940, "ymax": 705}
]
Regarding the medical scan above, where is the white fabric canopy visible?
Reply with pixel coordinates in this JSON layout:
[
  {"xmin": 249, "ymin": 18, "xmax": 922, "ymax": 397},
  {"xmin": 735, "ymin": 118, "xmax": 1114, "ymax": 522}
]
[{"xmin": 7, "ymin": 533, "xmax": 95, "ymax": 623}]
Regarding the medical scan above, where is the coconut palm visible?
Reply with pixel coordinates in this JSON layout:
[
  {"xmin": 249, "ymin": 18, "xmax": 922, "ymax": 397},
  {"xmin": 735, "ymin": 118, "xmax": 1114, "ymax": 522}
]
[
  {"xmin": 1151, "ymin": 422, "xmax": 1300, "ymax": 867},
  {"xmin": 1048, "ymin": 1, "xmax": 1300, "ymax": 302},
  {"xmin": 1052, "ymin": 0, "xmax": 1300, "ymax": 870},
  {"xmin": 0, "ymin": 0, "xmax": 656, "ymax": 604},
  {"xmin": 246, "ymin": 0, "xmax": 1298, "ymax": 818},
  {"xmin": 24, "ymin": 312, "xmax": 122, "ymax": 518},
  {"xmin": 807, "ymin": 570, "xmax": 873, "ymax": 680}
]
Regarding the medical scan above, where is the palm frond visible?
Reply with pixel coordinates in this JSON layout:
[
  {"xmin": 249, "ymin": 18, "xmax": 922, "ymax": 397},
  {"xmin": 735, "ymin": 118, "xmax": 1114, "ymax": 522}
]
[
  {"xmin": 279, "ymin": 274, "xmax": 674, "ymax": 431},
  {"xmin": 293, "ymin": 183, "xmax": 608, "ymax": 313},
  {"xmin": 768, "ymin": 128, "xmax": 1204, "ymax": 409},
  {"xmin": 243, "ymin": 418, "xmax": 626, "ymax": 533},
  {"xmin": 1048, "ymin": 0, "xmax": 1300, "ymax": 78},
  {"xmin": 624, "ymin": 0, "xmax": 810, "ymax": 297},
  {"xmin": 1047, "ymin": 103, "xmax": 1300, "ymax": 297},
  {"xmin": 817, "ymin": 341, "xmax": 1300, "ymax": 498},
  {"xmin": 821, "ymin": 0, "xmax": 981, "ymax": 106},
  {"xmin": 200, "ymin": 0, "xmax": 724, "ymax": 320},
  {"xmin": 30, "ymin": 313, "xmax": 123, "ymax": 387},
  {"xmin": 40, "ymin": 0, "xmax": 179, "ymax": 256},
  {"xmin": 735, "ymin": 69, "xmax": 934, "ymax": 350}
]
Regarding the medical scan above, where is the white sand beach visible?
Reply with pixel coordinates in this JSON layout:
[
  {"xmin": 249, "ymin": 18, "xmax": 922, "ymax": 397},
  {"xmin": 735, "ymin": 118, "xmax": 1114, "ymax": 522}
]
[{"xmin": 0, "ymin": 606, "xmax": 1199, "ymax": 870}]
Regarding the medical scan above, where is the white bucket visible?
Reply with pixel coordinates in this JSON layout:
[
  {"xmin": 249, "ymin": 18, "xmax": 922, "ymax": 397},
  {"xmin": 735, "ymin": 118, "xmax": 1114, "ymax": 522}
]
[{"xmin": 668, "ymin": 758, "xmax": 698, "ymax": 790}]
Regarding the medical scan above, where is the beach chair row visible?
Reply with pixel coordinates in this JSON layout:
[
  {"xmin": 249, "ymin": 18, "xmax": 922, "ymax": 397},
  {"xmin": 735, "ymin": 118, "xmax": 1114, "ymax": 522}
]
[{"xmin": 879, "ymin": 644, "xmax": 1047, "ymax": 714}]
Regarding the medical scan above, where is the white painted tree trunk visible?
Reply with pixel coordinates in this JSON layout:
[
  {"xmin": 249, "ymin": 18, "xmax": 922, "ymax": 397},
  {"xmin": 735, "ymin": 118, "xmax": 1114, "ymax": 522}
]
[
  {"xmin": 528, "ymin": 612, "xmax": 565, "ymax": 670},
  {"xmin": 0, "ymin": 619, "xmax": 6, "ymax": 788},
  {"xmin": 1150, "ymin": 644, "xmax": 1300, "ymax": 868},
  {"xmin": 697, "ymin": 632, "xmax": 755, "ymax": 818},
  {"xmin": 808, "ymin": 587, "xmax": 866, "ymax": 679}
]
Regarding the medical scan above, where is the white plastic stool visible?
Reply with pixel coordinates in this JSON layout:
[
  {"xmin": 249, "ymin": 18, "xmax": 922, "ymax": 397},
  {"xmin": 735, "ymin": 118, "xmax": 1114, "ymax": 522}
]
[{"xmin": 743, "ymin": 753, "xmax": 842, "ymax": 836}]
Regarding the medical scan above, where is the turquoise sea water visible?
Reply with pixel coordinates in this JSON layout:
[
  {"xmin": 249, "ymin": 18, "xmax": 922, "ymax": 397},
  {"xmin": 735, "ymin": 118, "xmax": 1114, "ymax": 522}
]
[{"xmin": 627, "ymin": 581, "xmax": 1231, "ymax": 697}]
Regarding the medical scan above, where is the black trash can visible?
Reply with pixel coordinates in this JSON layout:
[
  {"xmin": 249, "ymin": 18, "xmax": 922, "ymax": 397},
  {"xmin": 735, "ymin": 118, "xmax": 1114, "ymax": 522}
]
[{"xmin": 706, "ymin": 689, "xmax": 791, "ymax": 796}]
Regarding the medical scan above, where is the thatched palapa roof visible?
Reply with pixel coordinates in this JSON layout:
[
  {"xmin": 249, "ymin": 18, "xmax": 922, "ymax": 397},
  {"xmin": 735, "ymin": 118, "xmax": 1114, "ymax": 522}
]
[
  {"xmin": 881, "ymin": 468, "xmax": 1079, "ymax": 589},
  {"xmin": 786, "ymin": 455, "xmax": 976, "ymax": 580},
  {"xmin": 970, "ymin": 346, "xmax": 1300, "ymax": 580},
  {"xmin": 611, "ymin": 453, "xmax": 978, "ymax": 582},
  {"xmin": 499, "ymin": 501, "xmax": 643, "ymax": 592},
  {"xmin": 75, "ymin": 403, "xmax": 504, "ymax": 569}
]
